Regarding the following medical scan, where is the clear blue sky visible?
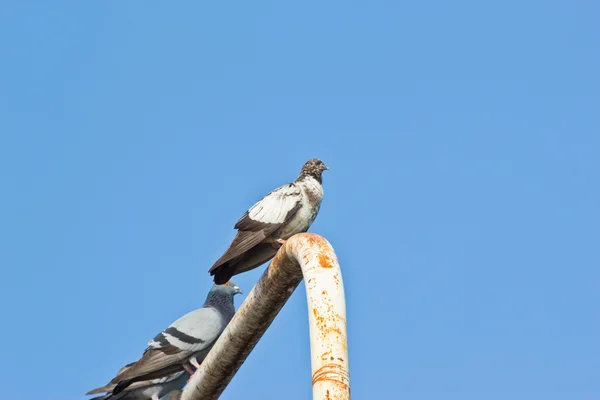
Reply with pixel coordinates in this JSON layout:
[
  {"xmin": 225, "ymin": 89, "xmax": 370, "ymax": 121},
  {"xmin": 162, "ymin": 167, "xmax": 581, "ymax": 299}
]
[{"xmin": 0, "ymin": 2, "xmax": 598, "ymax": 399}]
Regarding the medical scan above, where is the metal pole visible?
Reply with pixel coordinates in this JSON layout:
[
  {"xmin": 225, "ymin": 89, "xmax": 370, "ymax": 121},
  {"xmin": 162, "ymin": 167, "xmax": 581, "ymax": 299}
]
[{"xmin": 181, "ymin": 232, "xmax": 350, "ymax": 400}]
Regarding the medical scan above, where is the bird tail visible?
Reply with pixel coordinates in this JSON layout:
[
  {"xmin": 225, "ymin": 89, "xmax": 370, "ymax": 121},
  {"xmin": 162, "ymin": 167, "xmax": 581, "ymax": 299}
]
[
  {"xmin": 89, "ymin": 395, "xmax": 111, "ymax": 400},
  {"xmin": 89, "ymin": 393, "xmax": 130, "ymax": 400},
  {"xmin": 211, "ymin": 244, "xmax": 278, "ymax": 284},
  {"xmin": 86, "ymin": 388, "xmax": 107, "ymax": 395},
  {"xmin": 211, "ymin": 265, "xmax": 233, "ymax": 285},
  {"xmin": 112, "ymin": 378, "xmax": 135, "ymax": 395}
]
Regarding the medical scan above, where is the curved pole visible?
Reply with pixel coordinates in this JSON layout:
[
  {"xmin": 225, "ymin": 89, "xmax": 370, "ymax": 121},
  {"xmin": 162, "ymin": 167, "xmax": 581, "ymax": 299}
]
[{"xmin": 180, "ymin": 233, "xmax": 350, "ymax": 400}]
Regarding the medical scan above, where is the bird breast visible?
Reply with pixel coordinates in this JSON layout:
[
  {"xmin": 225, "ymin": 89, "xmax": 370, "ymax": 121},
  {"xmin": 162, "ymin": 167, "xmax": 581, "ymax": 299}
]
[{"xmin": 276, "ymin": 177, "xmax": 324, "ymax": 239}]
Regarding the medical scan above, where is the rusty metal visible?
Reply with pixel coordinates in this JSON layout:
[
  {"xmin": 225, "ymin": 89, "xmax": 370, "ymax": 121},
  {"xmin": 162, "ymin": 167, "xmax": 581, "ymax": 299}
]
[{"xmin": 181, "ymin": 232, "xmax": 350, "ymax": 400}]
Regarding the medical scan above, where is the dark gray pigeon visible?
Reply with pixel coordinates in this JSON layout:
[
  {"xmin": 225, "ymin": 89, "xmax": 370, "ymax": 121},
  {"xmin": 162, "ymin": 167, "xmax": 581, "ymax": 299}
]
[
  {"xmin": 88, "ymin": 281, "xmax": 242, "ymax": 397},
  {"xmin": 86, "ymin": 364, "xmax": 188, "ymax": 400},
  {"xmin": 209, "ymin": 158, "xmax": 328, "ymax": 284}
]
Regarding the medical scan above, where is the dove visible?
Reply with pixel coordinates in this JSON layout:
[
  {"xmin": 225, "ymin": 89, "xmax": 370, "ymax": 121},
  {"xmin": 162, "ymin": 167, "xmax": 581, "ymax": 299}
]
[
  {"xmin": 87, "ymin": 281, "xmax": 242, "ymax": 397},
  {"xmin": 86, "ymin": 364, "xmax": 189, "ymax": 400},
  {"xmin": 209, "ymin": 158, "xmax": 328, "ymax": 284}
]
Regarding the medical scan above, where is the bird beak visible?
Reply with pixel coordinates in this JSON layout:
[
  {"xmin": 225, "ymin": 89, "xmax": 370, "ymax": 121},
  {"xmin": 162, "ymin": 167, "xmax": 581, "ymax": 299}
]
[
  {"xmin": 233, "ymin": 286, "xmax": 243, "ymax": 294},
  {"xmin": 322, "ymin": 164, "xmax": 330, "ymax": 171}
]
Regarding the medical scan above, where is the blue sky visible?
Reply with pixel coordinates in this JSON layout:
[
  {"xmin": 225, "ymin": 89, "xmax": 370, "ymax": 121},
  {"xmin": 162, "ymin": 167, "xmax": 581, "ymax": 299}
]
[{"xmin": 0, "ymin": 1, "xmax": 599, "ymax": 399}]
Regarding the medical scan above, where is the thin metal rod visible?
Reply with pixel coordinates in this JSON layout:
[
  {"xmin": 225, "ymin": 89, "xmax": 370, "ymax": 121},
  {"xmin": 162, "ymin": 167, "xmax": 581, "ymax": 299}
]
[{"xmin": 181, "ymin": 232, "xmax": 350, "ymax": 400}]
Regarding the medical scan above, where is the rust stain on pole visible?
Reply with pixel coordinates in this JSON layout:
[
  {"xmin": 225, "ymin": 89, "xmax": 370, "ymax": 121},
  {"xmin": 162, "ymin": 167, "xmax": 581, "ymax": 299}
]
[{"xmin": 181, "ymin": 232, "xmax": 350, "ymax": 400}]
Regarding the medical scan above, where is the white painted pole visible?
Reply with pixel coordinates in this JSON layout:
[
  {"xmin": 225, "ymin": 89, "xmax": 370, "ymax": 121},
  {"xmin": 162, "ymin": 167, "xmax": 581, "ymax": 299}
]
[{"xmin": 180, "ymin": 232, "xmax": 350, "ymax": 400}]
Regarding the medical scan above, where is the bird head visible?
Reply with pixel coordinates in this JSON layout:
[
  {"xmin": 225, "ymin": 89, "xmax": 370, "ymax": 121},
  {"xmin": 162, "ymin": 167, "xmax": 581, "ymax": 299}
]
[
  {"xmin": 299, "ymin": 159, "xmax": 329, "ymax": 181},
  {"xmin": 220, "ymin": 279, "xmax": 243, "ymax": 295}
]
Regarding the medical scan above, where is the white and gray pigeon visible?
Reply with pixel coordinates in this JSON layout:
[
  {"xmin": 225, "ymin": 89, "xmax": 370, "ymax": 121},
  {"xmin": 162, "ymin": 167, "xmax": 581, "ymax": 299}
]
[
  {"xmin": 86, "ymin": 363, "xmax": 189, "ymax": 400},
  {"xmin": 87, "ymin": 281, "xmax": 242, "ymax": 398},
  {"xmin": 209, "ymin": 158, "xmax": 328, "ymax": 284}
]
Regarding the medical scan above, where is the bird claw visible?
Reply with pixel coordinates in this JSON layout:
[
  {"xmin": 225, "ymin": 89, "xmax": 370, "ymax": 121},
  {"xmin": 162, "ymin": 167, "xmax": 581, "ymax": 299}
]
[
  {"xmin": 186, "ymin": 369, "xmax": 196, "ymax": 383},
  {"xmin": 183, "ymin": 363, "xmax": 195, "ymax": 376},
  {"xmin": 186, "ymin": 356, "xmax": 201, "ymax": 382},
  {"xmin": 271, "ymin": 238, "xmax": 287, "ymax": 249}
]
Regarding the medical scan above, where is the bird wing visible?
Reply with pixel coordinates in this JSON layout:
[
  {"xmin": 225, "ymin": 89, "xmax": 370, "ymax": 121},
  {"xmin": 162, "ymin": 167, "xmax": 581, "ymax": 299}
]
[
  {"xmin": 86, "ymin": 363, "xmax": 137, "ymax": 394},
  {"xmin": 235, "ymin": 183, "xmax": 303, "ymax": 230},
  {"xmin": 114, "ymin": 308, "xmax": 223, "ymax": 382},
  {"xmin": 121, "ymin": 370, "xmax": 188, "ymax": 392},
  {"xmin": 87, "ymin": 370, "xmax": 188, "ymax": 396},
  {"xmin": 209, "ymin": 183, "xmax": 302, "ymax": 272}
]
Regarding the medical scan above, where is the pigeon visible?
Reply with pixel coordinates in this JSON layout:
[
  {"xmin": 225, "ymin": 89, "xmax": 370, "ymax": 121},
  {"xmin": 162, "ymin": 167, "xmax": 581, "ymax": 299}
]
[
  {"xmin": 87, "ymin": 281, "xmax": 242, "ymax": 398},
  {"xmin": 209, "ymin": 158, "xmax": 328, "ymax": 284},
  {"xmin": 86, "ymin": 363, "xmax": 189, "ymax": 400}
]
